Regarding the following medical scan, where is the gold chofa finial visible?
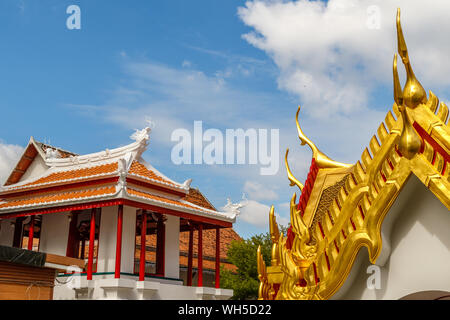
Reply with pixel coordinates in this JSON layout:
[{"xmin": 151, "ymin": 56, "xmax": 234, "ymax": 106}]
[
  {"xmin": 393, "ymin": 54, "xmax": 403, "ymax": 107},
  {"xmin": 285, "ymin": 148, "xmax": 304, "ymax": 192},
  {"xmin": 396, "ymin": 8, "xmax": 427, "ymax": 109},
  {"xmin": 295, "ymin": 106, "xmax": 352, "ymax": 169}
]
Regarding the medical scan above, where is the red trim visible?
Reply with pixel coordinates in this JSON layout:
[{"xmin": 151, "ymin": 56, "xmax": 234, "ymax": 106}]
[
  {"xmin": 87, "ymin": 208, "xmax": 96, "ymax": 280},
  {"xmin": 27, "ymin": 215, "xmax": 34, "ymax": 251},
  {"xmin": 0, "ymin": 177, "xmax": 119, "ymax": 198},
  {"xmin": 334, "ymin": 240, "xmax": 340, "ymax": 254},
  {"xmin": 358, "ymin": 205, "xmax": 365, "ymax": 220},
  {"xmin": 139, "ymin": 211, "xmax": 147, "ymax": 281},
  {"xmin": 0, "ymin": 199, "xmax": 124, "ymax": 220},
  {"xmin": 286, "ymin": 226, "xmax": 294, "ymax": 250},
  {"xmin": 324, "ymin": 250, "xmax": 330, "ymax": 271},
  {"xmin": 380, "ymin": 171, "xmax": 387, "ymax": 182},
  {"xmin": 115, "ymin": 205, "xmax": 124, "ymax": 279},
  {"xmin": 350, "ymin": 217, "xmax": 356, "ymax": 231},
  {"xmin": 312, "ymin": 262, "xmax": 319, "ymax": 284},
  {"xmin": 187, "ymin": 226, "xmax": 194, "ymax": 286},
  {"xmin": 126, "ymin": 177, "xmax": 186, "ymax": 197},
  {"xmin": 215, "ymin": 227, "xmax": 220, "ymax": 289},
  {"xmin": 122, "ymin": 199, "xmax": 232, "ymax": 228},
  {"xmin": 413, "ymin": 121, "xmax": 450, "ymax": 164},
  {"xmin": 197, "ymin": 224, "xmax": 203, "ymax": 287},
  {"xmin": 387, "ymin": 159, "xmax": 394, "ymax": 170},
  {"xmin": 296, "ymin": 158, "xmax": 319, "ymax": 215},
  {"xmin": 318, "ymin": 221, "xmax": 325, "ymax": 239}
]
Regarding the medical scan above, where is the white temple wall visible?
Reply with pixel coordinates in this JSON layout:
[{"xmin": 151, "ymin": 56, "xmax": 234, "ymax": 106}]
[
  {"xmin": 164, "ymin": 215, "xmax": 180, "ymax": 279},
  {"xmin": 121, "ymin": 205, "xmax": 137, "ymax": 274},
  {"xmin": 0, "ymin": 218, "xmax": 15, "ymax": 246},
  {"xmin": 39, "ymin": 211, "xmax": 70, "ymax": 256},
  {"xmin": 97, "ymin": 205, "xmax": 118, "ymax": 273},
  {"xmin": 20, "ymin": 155, "xmax": 47, "ymax": 182},
  {"xmin": 337, "ymin": 175, "xmax": 450, "ymax": 300}
]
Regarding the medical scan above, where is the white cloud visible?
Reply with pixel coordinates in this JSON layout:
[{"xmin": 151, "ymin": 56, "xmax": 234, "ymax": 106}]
[
  {"xmin": 224, "ymin": 199, "xmax": 289, "ymax": 228},
  {"xmin": 244, "ymin": 180, "xmax": 279, "ymax": 201},
  {"xmin": 0, "ymin": 142, "xmax": 24, "ymax": 185},
  {"xmin": 238, "ymin": 0, "xmax": 450, "ymax": 118}
]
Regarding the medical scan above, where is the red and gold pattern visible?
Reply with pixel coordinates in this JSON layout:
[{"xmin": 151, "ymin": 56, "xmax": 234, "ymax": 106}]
[{"xmin": 258, "ymin": 9, "xmax": 450, "ymax": 300}]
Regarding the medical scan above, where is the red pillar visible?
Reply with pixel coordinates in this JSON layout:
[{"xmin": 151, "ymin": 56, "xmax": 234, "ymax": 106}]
[
  {"xmin": 215, "ymin": 227, "xmax": 220, "ymax": 289},
  {"xmin": 139, "ymin": 211, "xmax": 147, "ymax": 281},
  {"xmin": 115, "ymin": 204, "xmax": 124, "ymax": 279},
  {"xmin": 27, "ymin": 215, "xmax": 35, "ymax": 251},
  {"xmin": 197, "ymin": 224, "xmax": 203, "ymax": 287},
  {"xmin": 155, "ymin": 216, "xmax": 165, "ymax": 276},
  {"xmin": 87, "ymin": 208, "xmax": 96, "ymax": 280},
  {"xmin": 187, "ymin": 226, "xmax": 194, "ymax": 286}
]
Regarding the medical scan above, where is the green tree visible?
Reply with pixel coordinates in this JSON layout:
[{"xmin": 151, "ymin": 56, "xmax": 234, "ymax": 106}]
[{"xmin": 220, "ymin": 226, "xmax": 287, "ymax": 300}]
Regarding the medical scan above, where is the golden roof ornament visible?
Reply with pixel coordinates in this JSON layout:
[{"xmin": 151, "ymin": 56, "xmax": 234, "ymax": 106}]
[
  {"xmin": 295, "ymin": 106, "xmax": 352, "ymax": 169},
  {"xmin": 258, "ymin": 8, "xmax": 450, "ymax": 301},
  {"xmin": 394, "ymin": 9, "xmax": 423, "ymax": 159},
  {"xmin": 396, "ymin": 8, "xmax": 427, "ymax": 109}
]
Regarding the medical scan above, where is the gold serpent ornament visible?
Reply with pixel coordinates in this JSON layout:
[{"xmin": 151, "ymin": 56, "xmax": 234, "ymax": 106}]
[{"xmin": 257, "ymin": 8, "xmax": 450, "ymax": 300}]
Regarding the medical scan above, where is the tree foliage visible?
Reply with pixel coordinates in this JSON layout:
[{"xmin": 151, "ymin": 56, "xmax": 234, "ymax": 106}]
[{"xmin": 220, "ymin": 226, "xmax": 287, "ymax": 300}]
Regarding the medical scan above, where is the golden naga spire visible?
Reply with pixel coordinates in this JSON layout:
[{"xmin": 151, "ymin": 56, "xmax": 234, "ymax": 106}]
[
  {"xmin": 396, "ymin": 8, "xmax": 427, "ymax": 109},
  {"xmin": 269, "ymin": 206, "xmax": 281, "ymax": 265},
  {"xmin": 394, "ymin": 10, "xmax": 423, "ymax": 159},
  {"xmin": 285, "ymin": 148, "xmax": 304, "ymax": 192},
  {"xmin": 295, "ymin": 106, "xmax": 352, "ymax": 169}
]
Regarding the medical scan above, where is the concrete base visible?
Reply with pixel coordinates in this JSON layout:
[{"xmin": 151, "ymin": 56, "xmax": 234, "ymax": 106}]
[
  {"xmin": 215, "ymin": 288, "xmax": 234, "ymax": 300},
  {"xmin": 53, "ymin": 273, "xmax": 233, "ymax": 300},
  {"xmin": 195, "ymin": 287, "xmax": 216, "ymax": 300},
  {"xmin": 136, "ymin": 280, "xmax": 160, "ymax": 300},
  {"xmin": 98, "ymin": 278, "xmax": 135, "ymax": 300}
]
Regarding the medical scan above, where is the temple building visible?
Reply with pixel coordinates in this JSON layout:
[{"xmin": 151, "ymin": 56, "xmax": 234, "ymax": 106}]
[
  {"xmin": 258, "ymin": 9, "xmax": 450, "ymax": 300},
  {"xmin": 0, "ymin": 127, "xmax": 237, "ymax": 300}
]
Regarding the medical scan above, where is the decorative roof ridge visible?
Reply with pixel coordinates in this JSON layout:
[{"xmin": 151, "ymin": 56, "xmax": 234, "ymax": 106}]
[
  {"xmin": 44, "ymin": 127, "xmax": 150, "ymax": 168},
  {"xmin": 125, "ymin": 187, "xmax": 236, "ymax": 222},
  {"xmin": 133, "ymin": 157, "xmax": 191, "ymax": 191}
]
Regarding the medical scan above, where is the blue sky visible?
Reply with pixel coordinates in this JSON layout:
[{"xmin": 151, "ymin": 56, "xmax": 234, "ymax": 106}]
[{"xmin": 1, "ymin": 0, "xmax": 449, "ymax": 238}]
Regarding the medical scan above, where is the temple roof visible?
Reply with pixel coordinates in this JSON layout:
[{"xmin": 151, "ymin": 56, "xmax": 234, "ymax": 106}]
[
  {"xmin": 0, "ymin": 128, "xmax": 236, "ymax": 225},
  {"xmin": 259, "ymin": 9, "xmax": 450, "ymax": 301}
]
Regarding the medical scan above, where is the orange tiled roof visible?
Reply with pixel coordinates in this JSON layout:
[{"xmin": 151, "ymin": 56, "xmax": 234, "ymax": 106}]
[
  {"xmin": 184, "ymin": 188, "xmax": 216, "ymax": 211},
  {"xmin": 128, "ymin": 161, "xmax": 177, "ymax": 187},
  {"xmin": 127, "ymin": 188, "xmax": 209, "ymax": 213},
  {"xmin": 0, "ymin": 186, "xmax": 116, "ymax": 209},
  {"xmin": 16, "ymin": 163, "xmax": 119, "ymax": 189}
]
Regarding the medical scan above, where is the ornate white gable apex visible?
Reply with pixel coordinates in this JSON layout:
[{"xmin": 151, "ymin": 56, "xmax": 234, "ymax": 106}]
[
  {"xmin": 130, "ymin": 126, "xmax": 151, "ymax": 143},
  {"xmin": 183, "ymin": 179, "xmax": 192, "ymax": 189},
  {"xmin": 44, "ymin": 126, "xmax": 152, "ymax": 168}
]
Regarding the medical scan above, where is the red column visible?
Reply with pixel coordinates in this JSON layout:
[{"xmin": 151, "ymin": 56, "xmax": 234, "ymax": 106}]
[
  {"xmin": 187, "ymin": 226, "xmax": 194, "ymax": 286},
  {"xmin": 215, "ymin": 227, "xmax": 220, "ymax": 289},
  {"xmin": 87, "ymin": 208, "xmax": 96, "ymax": 280},
  {"xmin": 139, "ymin": 211, "xmax": 147, "ymax": 281},
  {"xmin": 197, "ymin": 224, "xmax": 203, "ymax": 287},
  {"xmin": 27, "ymin": 216, "xmax": 35, "ymax": 251},
  {"xmin": 115, "ymin": 204, "xmax": 124, "ymax": 279},
  {"xmin": 155, "ymin": 216, "xmax": 165, "ymax": 276}
]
